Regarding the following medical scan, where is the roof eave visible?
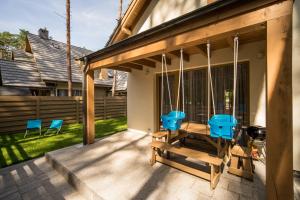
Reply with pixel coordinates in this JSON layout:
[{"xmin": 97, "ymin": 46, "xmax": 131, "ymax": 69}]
[{"xmin": 80, "ymin": 0, "xmax": 242, "ymax": 62}]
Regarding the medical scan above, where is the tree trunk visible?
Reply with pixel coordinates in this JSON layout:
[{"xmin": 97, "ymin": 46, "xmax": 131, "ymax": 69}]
[
  {"xmin": 66, "ymin": 0, "xmax": 72, "ymax": 96},
  {"xmin": 112, "ymin": 0, "xmax": 123, "ymax": 97},
  {"xmin": 112, "ymin": 70, "xmax": 117, "ymax": 96},
  {"xmin": 118, "ymin": 0, "xmax": 123, "ymax": 21}
]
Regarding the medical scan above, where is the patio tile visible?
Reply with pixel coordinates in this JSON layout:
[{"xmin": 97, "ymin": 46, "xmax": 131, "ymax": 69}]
[
  {"xmin": 0, "ymin": 158, "xmax": 87, "ymax": 200},
  {"xmin": 227, "ymin": 180, "xmax": 253, "ymax": 197},
  {"xmin": 222, "ymin": 171, "xmax": 242, "ymax": 183},
  {"xmin": 0, "ymin": 174, "xmax": 15, "ymax": 192},
  {"xmin": 190, "ymin": 178, "xmax": 214, "ymax": 197},
  {"xmin": 218, "ymin": 176, "xmax": 230, "ymax": 190},
  {"xmin": 0, "ymin": 185, "xmax": 18, "ymax": 199},
  {"xmin": 252, "ymin": 187, "xmax": 266, "ymax": 200},
  {"xmin": 212, "ymin": 187, "xmax": 239, "ymax": 200},
  {"xmin": 18, "ymin": 180, "xmax": 42, "ymax": 194},
  {"xmin": 1, "ymin": 192, "xmax": 22, "ymax": 200}
]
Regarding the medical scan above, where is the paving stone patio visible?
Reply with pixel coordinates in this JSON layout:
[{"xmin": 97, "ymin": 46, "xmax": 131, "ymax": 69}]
[
  {"xmin": 46, "ymin": 131, "xmax": 267, "ymax": 200},
  {"xmin": 0, "ymin": 157, "xmax": 86, "ymax": 200},
  {"xmin": 2, "ymin": 130, "xmax": 299, "ymax": 200}
]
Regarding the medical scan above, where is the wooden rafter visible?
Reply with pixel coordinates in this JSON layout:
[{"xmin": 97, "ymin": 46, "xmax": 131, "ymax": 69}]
[
  {"xmin": 121, "ymin": 62, "xmax": 143, "ymax": 70},
  {"xmin": 148, "ymin": 55, "xmax": 171, "ymax": 65},
  {"xmin": 121, "ymin": 27, "xmax": 132, "ymax": 36},
  {"xmin": 108, "ymin": 66, "xmax": 132, "ymax": 72},
  {"xmin": 226, "ymin": 36, "xmax": 234, "ymax": 49},
  {"xmin": 169, "ymin": 50, "xmax": 190, "ymax": 62},
  {"xmin": 195, "ymin": 44, "xmax": 208, "ymax": 57},
  {"xmin": 131, "ymin": 59, "xmax": 156, "ymax": 68}
]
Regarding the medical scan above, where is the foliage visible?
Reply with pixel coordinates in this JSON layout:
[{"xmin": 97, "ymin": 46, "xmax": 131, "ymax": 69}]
[
  {"xmin": 0, "ymin": 117, "xmax": 127, "ymax": 168},
  {"xmin": 0, "ymin": 29, "xmax": 29, "ymax": 49}
]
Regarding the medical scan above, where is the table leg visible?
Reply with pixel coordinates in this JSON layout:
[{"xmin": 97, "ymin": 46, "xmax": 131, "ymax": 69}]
[{"xmin": 166, "ymin": 130, "xmax": 171, "ymax": 158}]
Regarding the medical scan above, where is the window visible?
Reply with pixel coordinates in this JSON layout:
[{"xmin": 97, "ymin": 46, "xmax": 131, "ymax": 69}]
[
  {"xmin": 158, "ymin": 62, "xmax": 249, "ymax": 126},
  {"xmin": 57, "ymin": 89, "xmax": 68, "ymax": 96},
  {"xmin": 57, "ymin": 89, "xmax": 82, "ymax": 96}
]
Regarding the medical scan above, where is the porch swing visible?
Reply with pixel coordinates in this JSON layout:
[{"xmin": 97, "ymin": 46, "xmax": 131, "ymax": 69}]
[
  {"xmin": 207, "ymin": 36, "xmax": 239, "ymax": 140},
  {"xmin": 160, "ymin": 49, "xmax": 186, "ymax": 131}
]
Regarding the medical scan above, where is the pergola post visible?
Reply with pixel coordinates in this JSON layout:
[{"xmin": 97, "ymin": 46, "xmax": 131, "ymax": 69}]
[
  {"xmin": 85, "ymin": 69, "xmax": 95, "ymax": 144},
  {"xmin": 266, "ymin": 14, "xmax": 293, "ymax": 200}
]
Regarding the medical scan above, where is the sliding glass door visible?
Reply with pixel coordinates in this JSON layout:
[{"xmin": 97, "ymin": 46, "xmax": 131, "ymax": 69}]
[{"xmin": 158, "ymin": 61, "xmax": 249, "ymax": 126}]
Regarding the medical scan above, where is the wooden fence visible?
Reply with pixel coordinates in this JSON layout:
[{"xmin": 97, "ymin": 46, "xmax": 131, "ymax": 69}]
[{"xmin": 0, "ymin": 96, "xmax": 127, "ymax": 134}]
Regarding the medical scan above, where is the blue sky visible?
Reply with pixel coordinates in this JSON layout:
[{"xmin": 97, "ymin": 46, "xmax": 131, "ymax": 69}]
[{"xmin": 0, "ymin": 0, "xmax": 131, "ymax": 51}]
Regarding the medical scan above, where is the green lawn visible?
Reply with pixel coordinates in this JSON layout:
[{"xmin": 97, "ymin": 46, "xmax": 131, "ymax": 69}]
[{"xmin": 0, "ymin": 117, "xmax": 127, "ymax": 168}]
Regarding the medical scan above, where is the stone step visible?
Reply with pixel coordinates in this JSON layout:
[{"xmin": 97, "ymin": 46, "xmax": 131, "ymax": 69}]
[
  {"xmin": 45, "ymin": 152, "xmax": 102, "ymax": 200},
  {"xmin": 0, "ymin": 157, "xmax": 86, "ymax": 200}
]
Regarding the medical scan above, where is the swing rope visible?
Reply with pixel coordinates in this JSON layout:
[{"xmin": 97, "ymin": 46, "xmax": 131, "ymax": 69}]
[
  {"xmin": 207, "ymin": 37, "xmax": 239, "ymax": 119},
  {"xmin": 176, "ymin": 48, "xmax": 185, "ymax": 113},
  {"xmin": 161, "ymin": 54, "xmax": 164, "ymax": 117},
  {"xmin": 161, "ymin": 54, "xmax": 173, "ymax": 117},
  {"xmin": 233, "ymin": 36, "xmax": 239, "ymax": 118},
  {"xmin": 207, "ymin": 42, "xmax": 216, "ymax": 117}
]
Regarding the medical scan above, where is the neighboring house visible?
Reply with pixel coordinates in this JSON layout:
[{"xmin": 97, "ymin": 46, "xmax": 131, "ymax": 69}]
[
  {"xmin": 0, "ymin": 28, "xmax": 127, "ymax": 97},
  {"xmin": 81, "ymin": 0, "xmax": 299, "ymax": 198}
]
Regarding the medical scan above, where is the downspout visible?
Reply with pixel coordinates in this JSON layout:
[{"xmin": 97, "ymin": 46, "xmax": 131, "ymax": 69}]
[{"xmin": 82, "ymin": 57, "xmax": 89, "ymax": 145}]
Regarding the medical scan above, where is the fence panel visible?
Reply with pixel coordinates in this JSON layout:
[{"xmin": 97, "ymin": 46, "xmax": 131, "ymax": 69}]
[{"xmin": 0, "ymin": 96, "xmax": 127, "ymax": 134}]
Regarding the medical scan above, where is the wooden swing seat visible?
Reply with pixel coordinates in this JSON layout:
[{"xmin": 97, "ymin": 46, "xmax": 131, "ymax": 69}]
[{"xmin": 151, "ymin": 141, "xmax": 222, "ymax": 189}]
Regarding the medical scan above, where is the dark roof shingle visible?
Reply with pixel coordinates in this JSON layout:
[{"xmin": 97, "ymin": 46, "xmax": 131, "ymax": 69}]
[
  {"xmin": 0, "ymin": 59, "xmax": 45, "ymax": 88},
  {"xmin": 27, "ymin": 33, "xmax": 113, "ymax": 86}
]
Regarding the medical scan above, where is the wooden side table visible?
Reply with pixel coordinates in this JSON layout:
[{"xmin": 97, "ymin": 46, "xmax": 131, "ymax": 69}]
[{"xmin": 228, "ymin": 145, "xmax": 254, "ymax": 180}]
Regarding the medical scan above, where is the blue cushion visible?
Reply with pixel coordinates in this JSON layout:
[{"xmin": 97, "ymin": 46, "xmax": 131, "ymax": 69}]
[
  {"xmin": 27, "ymin": 119, "xmax": 42, "ymax": 129},
  {"xmin": 208, "ymin": 114, "xmax": 237, "ymax": 140}
]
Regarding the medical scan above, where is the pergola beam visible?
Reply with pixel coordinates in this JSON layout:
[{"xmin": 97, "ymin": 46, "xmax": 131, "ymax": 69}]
[
  {"xmin": 109, "ymin": 66, "xmax": 132, "ymax": 72},
  {"xmin": 148, "ymin": 55, "xmax": 171, "ymax": 65},
  {"xmin": 226, "ymin": 36, "xmax": 234, "ymax": 49},
  {"xmin": 131, "ymin": 59, "xmax": 156, "ymax": 68},
  {"xmin": 266, "ymin": 13, "xmax": 293, "ymax": 199},
  {"xmin": 89, "ymin": 1, "xmax": 291, "ymax": 70},
  {"xmin": 195, "ymin": 44, "xmax": 208, "ymax": 57},
  {"xmin": 85, "ymin": 69, "xmax": 95, "ymax": 144},
  {"xmin": 121, "ymin": 27, "xmax": 132, "ymax": 36},
  {"xmin": 169, "ymin": 50, "xmax": 190, "ymax": 62},
  {"xmin": 121, "ymin": 63, "xmax": 143, "ymax": 70}
]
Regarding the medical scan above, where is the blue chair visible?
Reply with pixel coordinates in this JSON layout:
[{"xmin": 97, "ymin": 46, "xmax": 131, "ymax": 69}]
[
  {"xmin": 24, "ymin": 119, "xmax": 42, "ymax": 138},
  {"xmin": 208, "ymin": 114, "xmax": 237, "ymax": 140},
  {"xmin": 45, "ymin": 120, "xmax": 63, "ymax": 135},
  {"xmin": 161, "ymin": 111, "xmax": 186, "ymax": 131}
]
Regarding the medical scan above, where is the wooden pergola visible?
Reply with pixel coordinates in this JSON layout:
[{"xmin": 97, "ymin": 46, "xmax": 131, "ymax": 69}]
[{"xmin": 81, "ymin": 0, "xmax": 293, "ymax": 199}]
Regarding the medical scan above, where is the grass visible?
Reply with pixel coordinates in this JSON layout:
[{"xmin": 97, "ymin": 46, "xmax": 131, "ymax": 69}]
[{"xmin": 0, "ymin": 117, "xmax": 127, "ymax": 168}]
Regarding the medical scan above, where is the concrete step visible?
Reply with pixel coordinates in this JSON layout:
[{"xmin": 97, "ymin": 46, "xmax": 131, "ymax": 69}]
[
  {"xmin": 0, "ymin": 157, "xmax": 86, "ymax": 200},
  {"xmin": 45, "ymin": 152, "xmax": 102, "ymax": 200}
]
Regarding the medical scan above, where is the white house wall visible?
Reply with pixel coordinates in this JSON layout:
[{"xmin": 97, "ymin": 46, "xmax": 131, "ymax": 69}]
[
  {"xmin": 133, "ymin": 0, "xmax": 208, "ymax": 34},
  {"xmin": 127, "ymin": 41, "xmax": 266, "ymax": 134},
  {"xmin": 293, "ymin": 0, "xmax": 300, "ymax": 171}
]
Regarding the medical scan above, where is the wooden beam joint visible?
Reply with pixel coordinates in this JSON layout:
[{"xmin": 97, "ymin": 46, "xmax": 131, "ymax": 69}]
[
  {"xmin": 121, "ymin": 62, "xmax": 143, "ymax": 70},
  {"xmin": 131, "ymin": 59, "xmax": 156, "ymax": 68},
  {"xmin": 148, "ymin": 55, "xmax": 171, "ymax": 65},
  {"xmin": 169, "ymin": 50, "xmax": 190, "ymax": 62}
]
